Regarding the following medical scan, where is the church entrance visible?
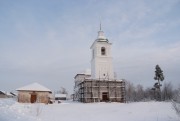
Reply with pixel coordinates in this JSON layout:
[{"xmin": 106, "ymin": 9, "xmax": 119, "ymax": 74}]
[
  {"xmin": 102, "ymin": 92, "xmax": 109, "ymax": 102},
  {"xmin": 30, "ymin": 92, "xmax": 37, "ymax": 103}
]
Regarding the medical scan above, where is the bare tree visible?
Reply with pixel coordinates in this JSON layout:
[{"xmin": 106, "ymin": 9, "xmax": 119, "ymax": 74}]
[
  {"xmin": 58, "ymin": 87, "xmax": 68, "ymax": 94},
  {"xmin": 125, "ymin": 81, "xmax": 136, "ymax": 102},
  {"xmin": 144, "ymin": 88, "xmax": 155, "ymax": 101},
  {"xmin": 172, "ymin": 85, "xmax": 180, "ymax": 118},
  {"xmin": 173, "ymin": 87, "xmax": 180, "ymax": 103},
  {"xmin": 162, "ymin": 82, "xmax": 173, "ymax": 101},
  {"xmin": 136, "ymin": 84, "xmax": 144, "ymax": 101}
]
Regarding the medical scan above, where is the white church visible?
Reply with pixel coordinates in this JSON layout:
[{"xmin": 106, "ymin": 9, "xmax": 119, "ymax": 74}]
[{"xmin": 74, "ymin": 26, "xmax": 125, "ymax": 103}]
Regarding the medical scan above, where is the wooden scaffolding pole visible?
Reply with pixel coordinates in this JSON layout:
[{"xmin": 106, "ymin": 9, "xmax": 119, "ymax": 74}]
[{"xmin": 115, "ymin": 80, "xmax": 117, "ymax": 102}]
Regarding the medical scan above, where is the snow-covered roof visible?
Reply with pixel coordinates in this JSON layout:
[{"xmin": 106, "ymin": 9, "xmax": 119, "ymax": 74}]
[
  {"xmin": 16, "ymin": 83, "xmax": 51, "ymax": 92},
  {"xmin": 5, "ymin": 92, "xmax": 13, "ymax": 96},
  {"xmin": 0, "ymin": 91, "xmax": 6, "ymax": 95},
  {"xmin": 79, "ymin": 69, "xmax": 91, "ymax": 75},
  {"xmin": 84, "ymin": 69, "xmax": 91, "ymax": 75},
  {"xmin": 90, "ymin": 30, "xmax": 109, "ymax": 49},
  {"xmin": 10, "ymin": 92, "xmax": 17, "ymax": 96},
  {"xmin": 55, "ymin": 94, "xmax": 67, "ymax": 98},
  {"xmin": 0, "ymin": 91, "xmax": 15, "ymax": 96}
]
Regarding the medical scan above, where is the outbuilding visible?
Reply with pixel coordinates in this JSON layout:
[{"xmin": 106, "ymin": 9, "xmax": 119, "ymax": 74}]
[
  {"xmin": 16, "ymin": 83, "xmax": 52, "ymax": 104},
  {"xmin": 0, "ymin": 91, "xmax": 15, "ymax": 98},
  {"xmin": 55, "ymin": 94, "xmax": 67, "ymax": 100},
  {"xmin": 0, "ymin": 91, "xmax": 7, "ymax": 98}
]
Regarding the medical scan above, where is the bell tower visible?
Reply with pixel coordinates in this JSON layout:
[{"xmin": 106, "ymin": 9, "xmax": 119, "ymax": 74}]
[{"xmin": 90, "ymin": 26, "xmax": 114, "ymax": 80}]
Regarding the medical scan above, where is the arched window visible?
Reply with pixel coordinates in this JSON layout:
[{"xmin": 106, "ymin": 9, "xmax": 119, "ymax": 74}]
[{"xmin": 101, "ymin": 47, "xmax": 106, "ymax": 55}]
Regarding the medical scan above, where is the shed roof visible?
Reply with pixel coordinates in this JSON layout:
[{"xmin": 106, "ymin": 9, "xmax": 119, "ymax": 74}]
[
  {"xmin": 55, "ymin": 94, "xmax": 67, "ymax": 98},
  {"xmin": 0, "ymin": 91, "xmax": 6, "ymax": 95},
  {"xmin": 5, "ymin": 92, "xmax": 13, "ymax": 96},
  {"xmin": 16, "ymin": 82, "xmax": 51, "ymax": 92}
]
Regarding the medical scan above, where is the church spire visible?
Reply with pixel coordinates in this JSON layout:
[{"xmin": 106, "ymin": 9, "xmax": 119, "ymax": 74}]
[{"xmin": 97, "ymin": 21, "xmax": 107, "ymax": 41}]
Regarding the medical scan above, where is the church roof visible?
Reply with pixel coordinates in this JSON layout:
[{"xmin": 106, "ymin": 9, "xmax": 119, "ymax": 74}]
[
  {"xmin": 16, "ymin": 82, "xmax": 51, "ymax": 92},
  {"xmin": 90, "ymin": 29, "xmax": 110, "ymax": 49},
  {"xmin": 96, "ymin": 30, "xmax": 108, "ymax": 42},
  {"xmin": 96, "ymin": 22, "xmax": 108, "ymax": 42}
]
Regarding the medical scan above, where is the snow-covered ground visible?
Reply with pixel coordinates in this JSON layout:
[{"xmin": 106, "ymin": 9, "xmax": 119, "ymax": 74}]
[{"xmin": 0, "ymin": 99, "xmax": 179, "ymax": 121}]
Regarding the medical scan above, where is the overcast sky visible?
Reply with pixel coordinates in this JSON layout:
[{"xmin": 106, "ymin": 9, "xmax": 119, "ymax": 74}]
[{"xmin": 0, "ymin": 0, "xmax": 180, "ymax": 94}]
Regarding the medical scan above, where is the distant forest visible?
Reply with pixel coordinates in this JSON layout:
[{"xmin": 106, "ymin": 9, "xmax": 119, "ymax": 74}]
[{"xmin": 125, "ymin": 80, "xmax": 179, "ymax": 102}]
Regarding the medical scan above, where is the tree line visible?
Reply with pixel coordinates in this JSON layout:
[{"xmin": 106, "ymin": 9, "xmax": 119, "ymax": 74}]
[
  {"xmin": 125, "ymin": 81, "xmax": 178, "ymax": 102},
  {"xmin": 125, "ymin": 64, "xmax": 179, "ymax": 102},
  {"xmin": 124, "ymin": 64, "xmax": 180, "ymax": 118}
]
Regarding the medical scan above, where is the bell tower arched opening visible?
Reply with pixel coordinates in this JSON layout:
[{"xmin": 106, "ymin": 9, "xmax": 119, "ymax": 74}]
[{"xmin": 101, "ymin": 47, "xmax": 106, "ymax": 56}]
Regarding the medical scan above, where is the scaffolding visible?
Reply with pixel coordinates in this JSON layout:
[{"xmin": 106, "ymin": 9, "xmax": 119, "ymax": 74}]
[{"xmin": 76, "ymin": 79, "xmax": 125, "ymax": 103}]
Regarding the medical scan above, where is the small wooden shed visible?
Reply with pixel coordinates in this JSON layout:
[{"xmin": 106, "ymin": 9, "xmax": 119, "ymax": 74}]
[
  {"xmin": 55, "ymin": 94, "xmax": 67, "ymax": 100},
  {"xmin": 0, "ymin": 91, "xmax": 7, "ymax": 98},
  {"xmin": 16, "ymin": 83, "xmax": 52, "ymax": 104},
  {"xmin": 0, "ymin": 91, "xmax": 15, "ymax": 98}
]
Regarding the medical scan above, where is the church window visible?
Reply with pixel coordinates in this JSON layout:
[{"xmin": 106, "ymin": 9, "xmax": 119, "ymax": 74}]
[{"xmin": 101, "ymin": 47, "xmax": 106, "ymax": 55}]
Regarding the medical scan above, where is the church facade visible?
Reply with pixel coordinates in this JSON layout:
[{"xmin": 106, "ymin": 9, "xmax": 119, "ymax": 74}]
[{"xmin": 74, "ymin": 27, "xmax": 125, "ymax": 103}]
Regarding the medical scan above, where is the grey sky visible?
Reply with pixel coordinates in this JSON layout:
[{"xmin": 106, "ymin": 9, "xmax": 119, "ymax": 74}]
[{"xmin": 0, "ymin": 0, "xmax": 180, "ymax": 93}]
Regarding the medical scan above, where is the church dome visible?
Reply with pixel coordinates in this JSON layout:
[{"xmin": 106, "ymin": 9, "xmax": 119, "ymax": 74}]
[{"xmin": 97, "ymin": 30, "xmax": 108, "ymax": 42}]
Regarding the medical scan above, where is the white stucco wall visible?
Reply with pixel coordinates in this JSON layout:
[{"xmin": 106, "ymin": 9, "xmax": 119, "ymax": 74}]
[{"xmin": 91, "ymin": 41, "xmax": 114, "ymax": 80}]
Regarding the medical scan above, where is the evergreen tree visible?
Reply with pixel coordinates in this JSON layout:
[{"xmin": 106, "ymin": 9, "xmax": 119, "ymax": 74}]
[{"xmin": 154, "ymin": 65, "xmax": 164, "ymax": 101}]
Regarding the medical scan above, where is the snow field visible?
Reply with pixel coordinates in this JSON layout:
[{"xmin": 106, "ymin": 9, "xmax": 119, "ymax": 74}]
[{"xmin": 0, "ymin": 99, "xmax": 179, "ymax": 121}]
